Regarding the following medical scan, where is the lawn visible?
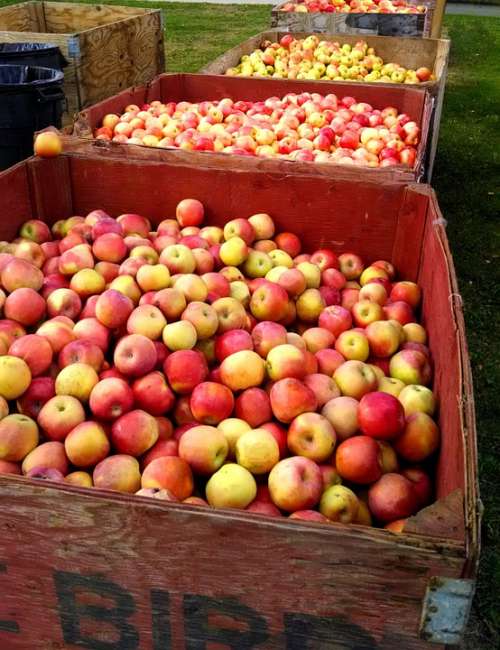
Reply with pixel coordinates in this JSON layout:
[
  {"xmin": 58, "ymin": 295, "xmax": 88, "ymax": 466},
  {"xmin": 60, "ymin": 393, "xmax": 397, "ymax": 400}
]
[{"xmin": 0, "ymin": 0, "xmax": 499, "ymax": 646}]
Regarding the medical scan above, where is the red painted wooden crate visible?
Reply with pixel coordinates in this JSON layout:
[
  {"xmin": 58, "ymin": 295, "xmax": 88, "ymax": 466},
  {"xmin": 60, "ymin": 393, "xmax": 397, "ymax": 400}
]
[
  {"xmin": 69, "ymin": 72, "xmax": 433, "ymax": 182},
  {"xmin": 0, "ymin": 151, "xmax": 479, "ymax": 649}
]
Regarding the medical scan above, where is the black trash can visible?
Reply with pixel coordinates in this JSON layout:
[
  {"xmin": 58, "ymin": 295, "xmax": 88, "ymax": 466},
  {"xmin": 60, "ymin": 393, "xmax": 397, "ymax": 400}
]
[
  {"xmin": 0, "ymin": 42, "xmax": 68, "ymax": 71},
  {"xmin": 0, "ymin": 64, "xmax": 66, "ymax": 171}
]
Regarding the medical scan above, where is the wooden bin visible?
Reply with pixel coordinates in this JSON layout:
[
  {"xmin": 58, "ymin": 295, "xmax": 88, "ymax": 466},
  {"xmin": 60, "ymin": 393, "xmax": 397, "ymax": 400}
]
[
  {"xmin": 70, "ymin": 72, "xmax": 433, "ymax": 182},
  {"xmin": 0, "ymin": 1, "xmax": 165, "ymax": 122},
  {"xmin": 201, "ymin": 31, "xmax": 450, "ymax": 180},
  {"xmin": 271, "ymin": 1, "xmax": 436, "ymax": 38},
  {"xmin": 0, "ymin": 150, "xmax": 479, "ymax": 648}
]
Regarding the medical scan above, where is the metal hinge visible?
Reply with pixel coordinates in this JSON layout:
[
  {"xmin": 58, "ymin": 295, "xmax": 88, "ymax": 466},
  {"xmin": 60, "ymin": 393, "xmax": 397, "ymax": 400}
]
[{"xmin": 419, "ymin": 577, "xmax": 475, "ymax": 644}]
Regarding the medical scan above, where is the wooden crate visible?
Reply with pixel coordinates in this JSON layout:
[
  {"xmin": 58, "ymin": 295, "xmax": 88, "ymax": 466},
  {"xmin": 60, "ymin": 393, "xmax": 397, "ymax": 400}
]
[
  {"xmin": 202, "ymin": 31, "xmax": 450, "ymax": 179},
  {"xmin": 0, "ymin": 150, "xmax": 480, "ymax": 648},
  {"xmin": 70, "ymin": 72, "xmax": 433, "ymax": 182},
  {"xmin": 0, "ymin": 1, "xmax": 165, "ymax": 122},
  {"xmin": 271, "ymin": 1, "xmax": 436, "ymax": 38}
]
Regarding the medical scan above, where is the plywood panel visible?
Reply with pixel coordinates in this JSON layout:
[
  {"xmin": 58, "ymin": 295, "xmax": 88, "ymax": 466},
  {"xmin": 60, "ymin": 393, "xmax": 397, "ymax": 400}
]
[
  {"xmin": 43, "ymin": 0, "xmax": 151, "ymax": 33},
  {"xmin": 77, "ymin": 11, "xmax": 164, "ymax": 106},
  {"xmin": 0, "ymin": 1, "xmax": 38, "ymax": 31}
]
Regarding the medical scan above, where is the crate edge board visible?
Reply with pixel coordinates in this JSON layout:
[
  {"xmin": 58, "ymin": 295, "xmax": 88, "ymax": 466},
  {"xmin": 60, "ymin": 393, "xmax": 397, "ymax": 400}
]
[{"xmin": 0, "ymin": 472, "xmax": 467, "ymax": 555}]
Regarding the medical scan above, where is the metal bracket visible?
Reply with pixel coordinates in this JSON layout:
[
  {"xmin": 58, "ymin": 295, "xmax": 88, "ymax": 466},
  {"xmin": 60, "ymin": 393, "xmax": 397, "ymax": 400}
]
[
  {"xmin": 419, "ymin": 577, "xmax": 475, "ymax": 644},
  {"xmin": 67, "ymin": 37, "xmax": 81, "ymax": 61}
]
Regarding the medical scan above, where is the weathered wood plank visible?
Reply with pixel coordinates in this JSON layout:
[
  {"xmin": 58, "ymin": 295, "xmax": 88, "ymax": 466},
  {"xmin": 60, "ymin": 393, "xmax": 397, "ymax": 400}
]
[
  {"xmin": 0, "ymin": 475, "xmax": 464, "ymax": 649},
  {"xmin": 43, "ymin": 0, "xmax": 154, "ymax": 34},
  {"xmin": 77, "ymin": 11, "xmax": 164, "ymax": 107},
  {"xmin": 0, "ymin": 1, "xmax": 36, "ymax": 31}
]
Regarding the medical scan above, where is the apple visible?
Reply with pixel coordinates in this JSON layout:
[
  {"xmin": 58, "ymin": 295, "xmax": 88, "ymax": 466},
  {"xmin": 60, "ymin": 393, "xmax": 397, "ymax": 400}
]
[
  {"xmin": 338, "ymin": 253, "xmax": 364, "ymax": 280},
  {"xmin": 9, "ymin": 334, "xmax": 53, "ymax": 376},
  {"xmin": 16, "ymin": 376, "xmax": 54, "ymax": 419},
  {"xmin": 335, "ymin": 436, "xmax": 382, "ymax": 484},
  {"xmin": 270, "ymin": 378, "xmax": 318, "ymax": 423},
  {"xmin": 176, "ymin": 199, "xmax": 204, "ymax": 227},
  {"xmin": 358, "ymin": 391, "xmax": 405, "ymax": 440},
  {"xmin": 89, "ymin": 377, "xmax": 134, "ymax": 420},
  {"xmin": 321, "ymin": 396, "xmax": 359, "ymax": 441},
  {"xmin": 368, "ymin": 473, "xmax": 417, "ymax": 522},
  {"xmin": 164, "ymin": 349, "xmax": 208, "ymax": 394},
  {"xmin": 179, "ymin": 425, "xmax": 228, "ymax": 475},
  {"xmin": 93, "ymin": 454, "xmax": 142, "ymax": 493},
  {"xmin": 234, "ymin": 388, "xmax": 271, "ymax": 428},
  {"xmin": 132, "ymin": 371, "xmax": 175, "ymax": 415},
  {"xmin": 333, "ymin": 361, "xmax": 377, "ymax": 400},
  {"xmin": 390, "ymin": 281, "xmax": 421, "ymax": 308},
  {"xmin": 0, "ymin": 414, "xmax": 39, "ymax": 461},
  {"xmin": 389, "ymin": 349, "xmax": 432, "ymax": 386},
  {"xmin": 190, "ymin": 381, "xmax": 234, "ymax": 425},
  {"xmin": 287, "ymin": 412, "xmax": 336, "ymax": 463},
  {"xmin": 205, "ymin": 463, "xmax": 256, "ymax": 509},
  {"xmin": 394, "ymin": 412, "xmax": 440, "ymax": 462},
  {"xmin": 398, "ymin": 384, "xmax": 436, "ymax": 416},
  {"xmin": 302, "ymin": 327, "xmax": 334, "ymax": 353},
  {"xmin": 212, "ymin": 297, "xmax": 248, "ymax": 333},
  {"xmin": 266, "ymin": 343, "xmax": 306, "ymax": 380},
  {"xmin": 64, "ymin": 421, "xmax": 110, "ymax": 468},
  {"xmin": 351, "ymin": 300, "xmax": 384, "ymax": 327},
  {"xmin": 248, "ymin": 213, "xmax": 275, "ymax": 240},
  {"xmin": 251, "ymin": 321, "xmax": 287, "ymax": 357},
  {"xmin": 303, "ymin": 374, "xmax": 340, "ymax": 407},
  {"xmin": 34, "ymin": 132, "xmax": 62, "ymax": 158},
  {"xmin": 111, "ymin": 409, "xmax": 159, "ymax": 457},
  {"xmin": 319, "ymin": 305, "xmax": 352, "ymax": 337},
  {"xmin": 296, "ymin": 288, "xmax": 325, "ymax": 322},
  {"xmin": 335, "ymin": 330, "xmax": 369, "ymax": 361},
  {"xmin": 319, "ymin": 485, "xmax": 359, "ymax": 523},
  {"xmin": 383, "ymin": 301, "xmax": 414, "ymax": 325},
  {"xmin": 235, "ymin": 428, "xmax": 280, "ymax": 474},
  {"xmin": 402, "ymin": 467, "xmax": 432, "ymax": 508},
  {"xmin": 162, "ymin": 321, "xmax": 198, "ymax": 351},
  {"xmin": 96, "ymin": 289, "xmax": 133, "ymax": 329},
  {"xmin": 268, "ymin": 456, "xmax": 322, "ymax": 512},
  {"xmin": 250, "ymin": 281, "xmax": 288, "ymax": 322},
  {"xmin": 219, "ymin": 350, "xmax": 265, "ymax": 391},
  {"xmin": 114, "ymin": 334, "xmax": 157, "ymax": 377},
  {"xmin": 365, "ymin": 320, "xmax": 400, "ymax": 358}
]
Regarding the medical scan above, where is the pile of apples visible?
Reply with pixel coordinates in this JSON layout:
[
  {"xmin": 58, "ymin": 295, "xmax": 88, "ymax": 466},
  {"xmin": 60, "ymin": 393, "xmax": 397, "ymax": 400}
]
[
  {"xmin": 226, "ymin": 35, "xmax": 433, "ymax": 84},
  {"xmin": 0, "ymin": 202, "xmax": 439, "ymax": 530},
  {"xmin": 95, "ymin": 92, "xmax": 420, "ymax": 168},
  {"xmin": 279, "ymin": 0, "xmax": 426, "ymax": 14}
]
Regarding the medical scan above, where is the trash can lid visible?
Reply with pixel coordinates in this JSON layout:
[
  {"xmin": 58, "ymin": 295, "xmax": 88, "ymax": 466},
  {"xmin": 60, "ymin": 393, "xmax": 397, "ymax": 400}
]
[
  {"xmin": 0, "ymin": 64, "xmax": 64, "ymax": 88},
  {"xmin": 0, "ymin": 42, "xmax": 61, "ymax": 54}
]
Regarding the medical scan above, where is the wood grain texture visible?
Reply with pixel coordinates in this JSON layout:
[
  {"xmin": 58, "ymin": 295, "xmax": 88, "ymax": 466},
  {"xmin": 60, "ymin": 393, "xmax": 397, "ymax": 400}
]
[
  {"xmin": 43, "ymin": 0, "xmax": 154, "ymax": 34},
  {"xmin": 77, "ymin": 11, "xmax": 164, "ymax": 107},
  {"xmin": 0, "ymin": 475, "xmax": 464, "ymax": 649},
  {"xmin": 0, "ymin": 1, "xmax": 37, "ymax": 31}
]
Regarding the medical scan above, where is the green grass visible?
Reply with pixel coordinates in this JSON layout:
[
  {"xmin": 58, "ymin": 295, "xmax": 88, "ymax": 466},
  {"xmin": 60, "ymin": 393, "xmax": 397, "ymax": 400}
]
[
  {"xmin": 434, "ymin": 15, "xmax": 500, "ymax": 649},
  {"xmin": 0, "ymin": 0, "xmax": 499, "ymax": 646}
]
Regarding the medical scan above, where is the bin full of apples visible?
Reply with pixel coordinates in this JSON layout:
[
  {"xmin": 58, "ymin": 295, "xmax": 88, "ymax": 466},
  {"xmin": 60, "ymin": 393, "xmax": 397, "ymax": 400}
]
[
  {"xmin": 278, "ymin": 0, "xmax": 426, "ymax": 14},
  {"xmin": 95, "ymin": 92, "xmax": 421, "ymax": 168},
  {"xmin": 0, "ymin": 201, "xmax": 439, "ymax": 531},
  {"xmin": 225, "ymin": 35, "xmax": 433, "ymax": 84}
]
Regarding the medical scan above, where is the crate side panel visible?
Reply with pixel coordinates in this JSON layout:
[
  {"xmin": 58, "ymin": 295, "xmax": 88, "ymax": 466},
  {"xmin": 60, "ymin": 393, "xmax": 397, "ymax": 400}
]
[
  {"xmin": 418, "ymin": 213, "xmax": 467, "ymax": 501},
  {"xmin": 0, "ymin": 477, "xmax": 464, "ymax": 649},
  {"xmin": 0, "ymin": 162, "xmax": 34, "ymax": 235},
  {"xmin": 66, "ymin": 155, "xmax": 405, "ymax": 261},
  {"xmin": 43, "ymin": 1, "xmax": 152, "ymax": 33},
  {"xmin": 77, "ymin": 11, "xmax": 164, "ymax": 108},
  {"xmin": 0, "ymin": 1, "xmax": 37, "ymax": 31}
]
